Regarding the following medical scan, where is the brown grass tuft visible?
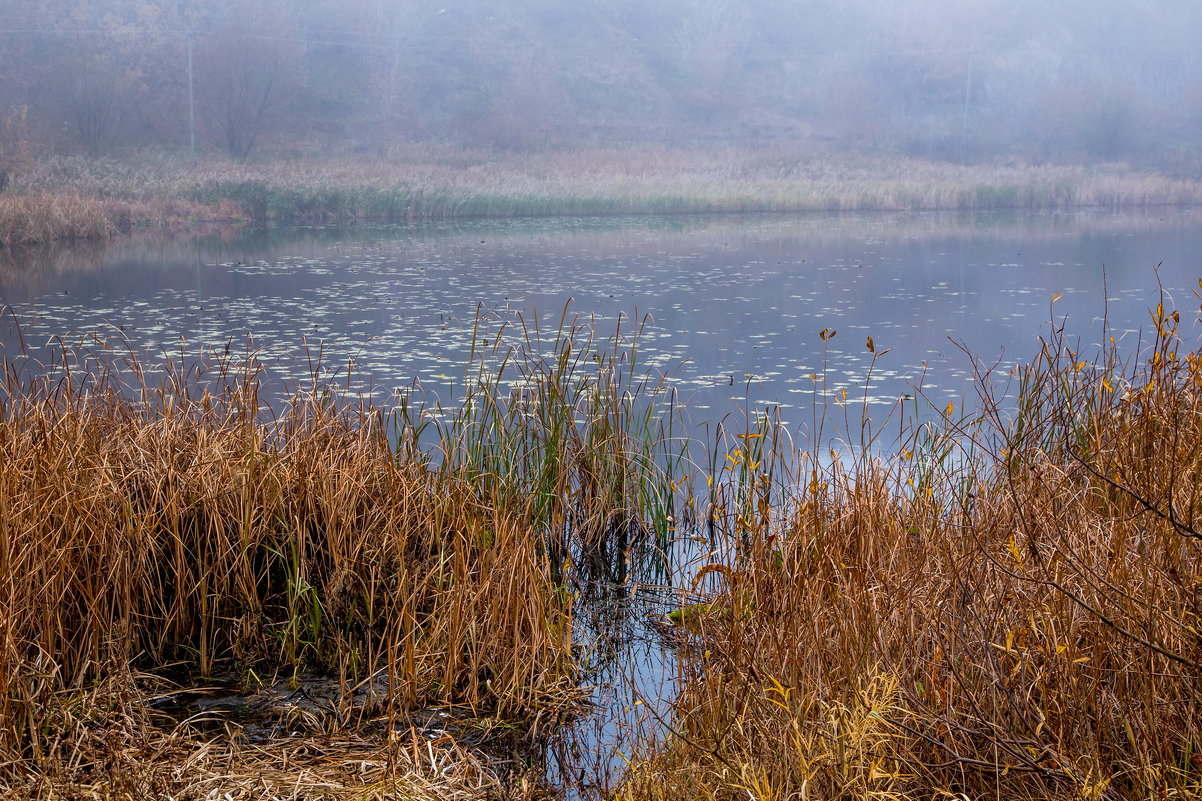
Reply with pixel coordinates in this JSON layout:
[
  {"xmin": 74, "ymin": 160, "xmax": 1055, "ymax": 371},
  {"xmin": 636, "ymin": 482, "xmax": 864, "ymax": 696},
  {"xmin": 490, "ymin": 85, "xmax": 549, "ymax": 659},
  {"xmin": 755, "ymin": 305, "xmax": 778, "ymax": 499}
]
[
  {"xmin": 0, "ymin": 194, "xmax": 111, "ymax": 246},
  {"xmin": 616, "ymin": 288, "xmax": 1202, "ymax": 800},
  {"xmin": 0, "ymin": 336, "xmax": 582, "ymax": 794}
]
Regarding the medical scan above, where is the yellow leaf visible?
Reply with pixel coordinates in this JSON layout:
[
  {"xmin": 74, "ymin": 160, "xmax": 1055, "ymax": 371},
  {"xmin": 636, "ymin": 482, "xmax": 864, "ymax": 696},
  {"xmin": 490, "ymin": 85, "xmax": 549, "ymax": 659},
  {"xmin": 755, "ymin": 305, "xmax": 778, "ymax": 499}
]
[{"xmin": 1007, "ymin": 535, "xmax": 1024, "ymax": 566}]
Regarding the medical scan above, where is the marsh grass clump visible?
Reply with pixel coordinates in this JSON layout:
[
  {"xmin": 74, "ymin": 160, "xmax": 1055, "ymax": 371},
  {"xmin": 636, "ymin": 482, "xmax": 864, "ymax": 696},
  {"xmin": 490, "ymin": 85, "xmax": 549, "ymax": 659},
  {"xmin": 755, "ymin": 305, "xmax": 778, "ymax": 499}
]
[
  {"xmin": 405, "ymin": 308, "xmax": 684, "ymax": 581},
  {"xmin": 0, "ymin": 305, "xmax": 692, "ymax": 796},
  {"xmin": 0, "ymin": 330, "xmax": 654, "ymax": 796},
  {"xmin": 616, "ymin": 289, "xmax": 1202, "ymax": 800},
  {"xmin": 0, "ymin": 193, "xmax": 111, "ymax": 245},
  {"xmin": 0, "ymin": 191, "xmax": 244, "ymax": 246}
]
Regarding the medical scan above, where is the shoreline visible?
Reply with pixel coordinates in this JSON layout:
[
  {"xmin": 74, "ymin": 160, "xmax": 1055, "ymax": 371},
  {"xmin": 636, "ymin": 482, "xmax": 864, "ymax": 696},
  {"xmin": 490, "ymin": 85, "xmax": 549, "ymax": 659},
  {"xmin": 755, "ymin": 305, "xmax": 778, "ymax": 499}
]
[{"xmin": 4, "ymin": 149, "xmax": 1202, "ymax": 246}]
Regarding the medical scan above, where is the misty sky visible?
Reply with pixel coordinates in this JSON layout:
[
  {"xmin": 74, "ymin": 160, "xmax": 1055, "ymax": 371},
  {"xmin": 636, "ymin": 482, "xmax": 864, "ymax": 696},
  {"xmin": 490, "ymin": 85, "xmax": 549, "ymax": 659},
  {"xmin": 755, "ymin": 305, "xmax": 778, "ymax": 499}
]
[{"xmin": 0, "ymin": 0, "xmax": 1198, "ymax": 166}]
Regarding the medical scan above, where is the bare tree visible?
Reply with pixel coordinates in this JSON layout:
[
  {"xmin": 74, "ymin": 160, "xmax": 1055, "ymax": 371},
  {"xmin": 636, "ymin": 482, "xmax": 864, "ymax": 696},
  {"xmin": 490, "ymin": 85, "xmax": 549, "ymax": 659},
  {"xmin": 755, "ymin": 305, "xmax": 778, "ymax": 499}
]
[
  {"xmin": 197, "ymin": 2, "xmax": 300, "ymax": 160},
  {"xmin": 57, "ymin": 52, "xmax": 126, "ymax": 155}
]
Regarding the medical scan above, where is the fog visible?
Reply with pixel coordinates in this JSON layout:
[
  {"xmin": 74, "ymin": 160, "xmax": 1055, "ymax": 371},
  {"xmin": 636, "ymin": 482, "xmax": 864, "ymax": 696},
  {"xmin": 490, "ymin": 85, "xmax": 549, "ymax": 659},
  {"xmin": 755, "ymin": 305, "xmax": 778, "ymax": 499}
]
[{"xmin": 1, "ymin": 0, "xmax": 1199, "ymax": 169}]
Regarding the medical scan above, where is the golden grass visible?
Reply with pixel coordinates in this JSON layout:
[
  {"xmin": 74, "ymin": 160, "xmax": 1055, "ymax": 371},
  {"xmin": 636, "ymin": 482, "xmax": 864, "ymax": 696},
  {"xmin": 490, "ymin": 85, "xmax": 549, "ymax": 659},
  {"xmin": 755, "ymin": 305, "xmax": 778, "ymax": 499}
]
[
  {"xmin": 0, "ymin": 339, "xmax": 589, "ymax": 796},
  {"xmin": 0, "ymin": 310, "xmax": 685, "ymax": 797},
  {"xmin": 0, "ymin": 193, "xmax": 111, "ymax": 246},
  {"xmin": 0, "ymin": 192, "xmax": 244, "ymax": 246},
  {"xmin": 615, "ymin": 294, "xmax": 1202, "ymax": 800}
]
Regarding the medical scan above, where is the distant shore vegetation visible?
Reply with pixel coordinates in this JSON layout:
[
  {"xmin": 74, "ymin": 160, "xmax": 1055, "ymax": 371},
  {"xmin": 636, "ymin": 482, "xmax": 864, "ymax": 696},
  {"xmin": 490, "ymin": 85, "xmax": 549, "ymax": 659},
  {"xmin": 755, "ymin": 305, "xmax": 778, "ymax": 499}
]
[{"xmin": 2, "ymin": 147, "xmax": 1202, "ymax": 246}]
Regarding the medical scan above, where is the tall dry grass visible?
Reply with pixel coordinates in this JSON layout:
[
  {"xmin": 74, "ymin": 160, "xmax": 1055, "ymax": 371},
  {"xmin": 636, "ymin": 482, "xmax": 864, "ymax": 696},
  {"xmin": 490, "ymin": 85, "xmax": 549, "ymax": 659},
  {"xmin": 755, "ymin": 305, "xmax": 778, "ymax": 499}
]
[
  {"xmin": 616, "ymin": 291, "xmax": 1202, "ymax": 800},
  {"xmin": 0, "ymin": 309, "xmax": 687, "ymax": 796},
  {"xmin": 0, "ymin": 191, "xmax": 246, "ymax": 246},
  {"xmin": 0, "ymin": 336, "xmax": 589, "ymax": 792},
  {"xmin": 0, "ymin": 193, "xmax": 111, "ymax": 246}
]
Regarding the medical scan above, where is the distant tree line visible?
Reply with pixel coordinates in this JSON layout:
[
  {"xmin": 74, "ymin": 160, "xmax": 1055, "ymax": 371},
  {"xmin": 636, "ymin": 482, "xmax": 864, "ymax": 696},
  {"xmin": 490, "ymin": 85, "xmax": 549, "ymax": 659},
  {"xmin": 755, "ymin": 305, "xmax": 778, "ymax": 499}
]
[{"xmin": 0, "ymin": 0, "xmax": 1198, "ymax": 171}]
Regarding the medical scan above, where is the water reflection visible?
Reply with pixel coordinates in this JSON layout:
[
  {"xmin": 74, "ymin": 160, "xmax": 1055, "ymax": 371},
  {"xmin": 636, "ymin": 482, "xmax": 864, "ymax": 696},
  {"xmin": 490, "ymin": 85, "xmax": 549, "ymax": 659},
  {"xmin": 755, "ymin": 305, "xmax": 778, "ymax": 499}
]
[
  {"xmin": 544, "ymin": 582, "xmax": 686, "ymax": 799},
  {"xmin": 2, "ymin": 209, "xmax": 1199, "ymax": 438}
]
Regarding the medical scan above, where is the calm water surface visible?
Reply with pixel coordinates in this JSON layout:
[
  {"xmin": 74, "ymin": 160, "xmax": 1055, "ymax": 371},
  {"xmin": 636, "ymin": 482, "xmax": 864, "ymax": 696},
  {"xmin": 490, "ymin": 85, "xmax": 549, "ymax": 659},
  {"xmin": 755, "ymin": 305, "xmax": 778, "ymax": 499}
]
[
  {"xmin": 2, "ymin": 208, "xmax": 1199, "ymax": 796},
  {"xmin": 3, "ymin": 209, "xmax": 1199, "ymax": 434}
]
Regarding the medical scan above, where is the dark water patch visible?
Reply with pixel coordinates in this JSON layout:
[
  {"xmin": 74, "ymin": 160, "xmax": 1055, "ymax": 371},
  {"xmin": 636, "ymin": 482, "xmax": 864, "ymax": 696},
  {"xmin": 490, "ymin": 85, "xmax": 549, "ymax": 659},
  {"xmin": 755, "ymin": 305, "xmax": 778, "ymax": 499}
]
[{"xmin": 543, "ymin": 581, "xmax": 699, "ymax": 799}]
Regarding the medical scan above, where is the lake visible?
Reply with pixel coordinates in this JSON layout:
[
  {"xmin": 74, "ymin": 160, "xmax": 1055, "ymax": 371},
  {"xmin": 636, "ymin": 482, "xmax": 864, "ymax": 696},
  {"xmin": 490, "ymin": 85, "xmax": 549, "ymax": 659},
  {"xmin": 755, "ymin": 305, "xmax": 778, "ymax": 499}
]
[
  {"xmin": 4, "ymin": 210, "xmax": 1199, "ymax": 439},
  {"xmin": 2, "ymin": 207, "xmax": 1200, "ymax": 796}
]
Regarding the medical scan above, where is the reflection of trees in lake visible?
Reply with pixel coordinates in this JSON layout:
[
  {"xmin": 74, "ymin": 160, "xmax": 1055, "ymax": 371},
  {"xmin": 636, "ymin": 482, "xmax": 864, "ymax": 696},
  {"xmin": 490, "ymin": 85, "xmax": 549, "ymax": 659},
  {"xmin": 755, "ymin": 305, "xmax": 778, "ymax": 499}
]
[{"xmin": 0, "ymin": 241, "xmax": 109, "ymax": 295}]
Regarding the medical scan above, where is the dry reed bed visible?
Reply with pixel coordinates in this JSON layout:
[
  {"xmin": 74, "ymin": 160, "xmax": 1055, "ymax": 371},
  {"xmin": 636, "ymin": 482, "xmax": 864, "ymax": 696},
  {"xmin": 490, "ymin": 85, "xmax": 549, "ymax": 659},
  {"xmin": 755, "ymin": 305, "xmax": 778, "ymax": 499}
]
[
  {"xmin": 617, "ymin": 300, "xmax": 1202, "ymax": 799},
  {"xmin": 0, "ymin": 312, "xmax": 676, "ymax": 797},
  {"xmin": 0, "ymin": 194, "xmax": 111, "ymax": 246},
  {"xmin": 7, "ymin": 149, "xmax": 1202, "ymax": 237},
  {"xmin": 0, "ymin": 347, "xmax": 581, "ymax": 796},
  {"xmin": 0, "ymin": 192, "xmax": 245, "ymax": 246}
]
